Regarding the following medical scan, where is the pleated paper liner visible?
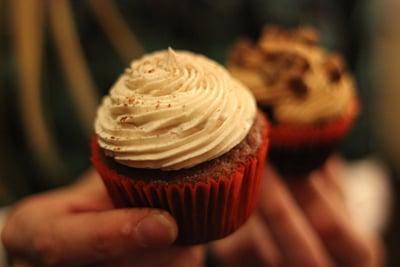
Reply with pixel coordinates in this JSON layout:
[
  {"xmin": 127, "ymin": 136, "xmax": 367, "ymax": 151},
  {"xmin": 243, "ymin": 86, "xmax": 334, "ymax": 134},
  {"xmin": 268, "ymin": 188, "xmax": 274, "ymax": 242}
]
[
  {"xmin": 269, "ymin": 97, "xmax": 359, "ymax": 178},
  {"xmin": 91, "ymin": 119, "xmax": 269, "ymax": 245}
]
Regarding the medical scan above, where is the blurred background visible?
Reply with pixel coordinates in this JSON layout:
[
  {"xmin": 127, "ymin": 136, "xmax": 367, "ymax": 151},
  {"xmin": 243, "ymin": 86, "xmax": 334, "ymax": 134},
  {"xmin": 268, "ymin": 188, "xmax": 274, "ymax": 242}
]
[{"xmin": 0, "ymin": 0, "xmax": 399, "ymax": 265}]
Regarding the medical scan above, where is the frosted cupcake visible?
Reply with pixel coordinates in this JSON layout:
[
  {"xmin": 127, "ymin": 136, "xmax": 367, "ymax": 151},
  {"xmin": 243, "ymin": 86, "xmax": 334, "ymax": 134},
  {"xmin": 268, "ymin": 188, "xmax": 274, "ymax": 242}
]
[
  {"xmin": 228, "ymin": 26, "xmax": 359, "ymax": 178},
  {"xmin": 91, "ymin": 48, "xmax": 269, "ymax": 244}
]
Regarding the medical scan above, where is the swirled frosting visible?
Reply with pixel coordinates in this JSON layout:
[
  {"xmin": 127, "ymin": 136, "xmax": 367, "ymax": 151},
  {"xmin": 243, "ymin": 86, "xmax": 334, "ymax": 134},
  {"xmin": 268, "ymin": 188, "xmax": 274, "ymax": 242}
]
[
  {"xmin": 228, "ymin": 26, "xmax": 356, "ymax": 124},
  {"xmin": 95, "ymin": 48, "xmax": 256, "ymax": 170}
]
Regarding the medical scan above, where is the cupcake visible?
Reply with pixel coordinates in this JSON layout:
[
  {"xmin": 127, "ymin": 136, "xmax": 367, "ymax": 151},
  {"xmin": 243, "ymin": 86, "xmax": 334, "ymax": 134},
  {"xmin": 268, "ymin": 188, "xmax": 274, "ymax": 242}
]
[
  {"xmin": 91, "ymin": 48, "xmax": 269, "ymax": 244},
  {"xmin": 228, "ymin": 26, "xmax": 359, "ymax": 178}
]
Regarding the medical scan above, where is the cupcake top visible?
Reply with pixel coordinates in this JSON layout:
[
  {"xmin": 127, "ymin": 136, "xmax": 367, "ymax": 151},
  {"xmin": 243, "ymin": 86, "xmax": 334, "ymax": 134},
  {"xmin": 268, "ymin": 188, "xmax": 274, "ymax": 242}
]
[
  {"xmin": 228, "ymin": 26, "xmax": 356, "ymax": 124},
  {"xmin": 95, "ymin": 48, "xmax": 256, "ymax": 170}
]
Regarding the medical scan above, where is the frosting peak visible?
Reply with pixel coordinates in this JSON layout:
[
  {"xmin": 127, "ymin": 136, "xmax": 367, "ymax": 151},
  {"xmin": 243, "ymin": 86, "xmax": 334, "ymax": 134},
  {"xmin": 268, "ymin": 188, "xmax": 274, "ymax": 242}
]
[
  {"xmin": 166, "ymin": 47, "xmax": 178, "ymax": 68},
  {"xmin": 95, "ymin": 49, "xmax": 256, "ymax": 170}
]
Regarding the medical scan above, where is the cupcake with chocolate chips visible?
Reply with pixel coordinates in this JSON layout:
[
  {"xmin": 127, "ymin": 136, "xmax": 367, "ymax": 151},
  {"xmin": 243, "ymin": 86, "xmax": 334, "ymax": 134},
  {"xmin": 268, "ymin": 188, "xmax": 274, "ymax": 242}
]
[
  {"xmin": 228, "ymin": 26, "xmax": 359, "ymax": 178},
  {"xmin": 91, "ymin": 48, "xmax": 269, "ymax": 244}
]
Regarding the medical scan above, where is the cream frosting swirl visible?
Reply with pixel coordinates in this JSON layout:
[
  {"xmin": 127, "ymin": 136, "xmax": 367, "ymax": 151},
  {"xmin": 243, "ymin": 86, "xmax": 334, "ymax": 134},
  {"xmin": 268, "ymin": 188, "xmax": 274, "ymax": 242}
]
[
  {"xmin": 228, "ymin": 26, "xmax": 356, "ymax": 124},
  {"xmin": 95, "ymin": 48, "xmax": 256, "ymax": 170}
]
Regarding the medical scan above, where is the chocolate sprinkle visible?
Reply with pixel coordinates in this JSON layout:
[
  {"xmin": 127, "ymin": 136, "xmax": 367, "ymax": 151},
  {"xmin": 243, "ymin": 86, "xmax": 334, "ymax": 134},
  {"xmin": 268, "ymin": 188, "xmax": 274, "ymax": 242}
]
[
  {"xmin": 328, "ymin": 68, "xmax": 342, "ymax": 82},
  {"xmin": 263, "ymin": 51, "xmax": 310, "ymax": 76}
]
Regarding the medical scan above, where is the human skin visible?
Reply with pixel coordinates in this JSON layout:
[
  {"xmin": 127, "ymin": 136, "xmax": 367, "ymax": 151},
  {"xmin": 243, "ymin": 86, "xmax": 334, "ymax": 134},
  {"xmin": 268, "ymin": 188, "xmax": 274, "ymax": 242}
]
[
  {"xmin": 1, "ymin": 158, "xmax": 383, "ymax": 267},
  {"xmin": 211, "ymin": 158, "xmax": 384, "ymax": 267},
  {"xmin": 1, "ymin": 170, "xmax": 204, "ymax": 267}
]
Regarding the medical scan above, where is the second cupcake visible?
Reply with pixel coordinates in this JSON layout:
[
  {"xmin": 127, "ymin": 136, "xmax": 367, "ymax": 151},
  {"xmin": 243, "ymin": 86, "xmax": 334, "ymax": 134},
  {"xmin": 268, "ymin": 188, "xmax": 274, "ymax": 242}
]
[{"xmin": 228, "ymin": 26, "xmax": 359, "ymax": 178}]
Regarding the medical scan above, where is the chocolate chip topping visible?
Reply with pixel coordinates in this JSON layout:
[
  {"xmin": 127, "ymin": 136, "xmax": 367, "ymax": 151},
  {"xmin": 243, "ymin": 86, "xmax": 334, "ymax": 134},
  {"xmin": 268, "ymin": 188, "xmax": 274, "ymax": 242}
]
[
  {"xmin": 323, "ymin": 54, "xmax": 346, "ymax": 83},
  {"xmin": 288, "ymin": 76, "xmax": 309, "ymax": 98},
  {"xmin": 329, "ymin": 68, "xmax": 342, "ymax": 82},
  {"xmin": 229, "ymin": 25, "xmax": 352, "ymax": 105},
  {"xmin": 264, "ymin": 51, "xmax": 295, "ymax": 69},
  {"xmin": 260, "ymin": 50, "xmax": 310, "ymax": 86}
]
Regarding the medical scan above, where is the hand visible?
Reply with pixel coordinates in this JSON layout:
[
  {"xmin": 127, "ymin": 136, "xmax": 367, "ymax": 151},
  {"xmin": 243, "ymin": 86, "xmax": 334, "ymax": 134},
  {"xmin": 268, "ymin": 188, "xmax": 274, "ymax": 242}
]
[
  {"xmin": 1, "ymin": 170, "xmax": 204, "ymax": 267},
  {"xmin": 211, "ymin": 158, "xmax": 384, "ymax": 267}
]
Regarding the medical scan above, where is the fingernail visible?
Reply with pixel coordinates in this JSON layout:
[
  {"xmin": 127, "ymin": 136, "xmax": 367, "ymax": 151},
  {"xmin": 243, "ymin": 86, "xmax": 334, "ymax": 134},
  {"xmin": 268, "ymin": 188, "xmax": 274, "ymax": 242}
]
[{"xmin": 135, "ymin": 212, "xmax": 177, "ymax": 247}]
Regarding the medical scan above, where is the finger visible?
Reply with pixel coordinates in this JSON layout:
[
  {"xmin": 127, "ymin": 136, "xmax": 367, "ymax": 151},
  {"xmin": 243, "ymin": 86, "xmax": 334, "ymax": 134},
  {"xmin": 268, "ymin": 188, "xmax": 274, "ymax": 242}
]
[
  {"xmin": 258, "ymin": 167, "xmax": 334, "ymax": 267},
  {"xmin": 251, "ymin": 215, "xmax": 282, "ymax": 266},
  {"xmin": 319, "ymin": 156, "xmax": 346, "ymax": 201},
  {"xmin": 212, "ymin": 215, "xmax": 281, "ymax": 267},
  {"xmin": 71, "ymin": 168, "xmax": 103, "ymax": 192},
  {"xmin": 368, "ymin": 237, "xmax": 385, "ymax": 267},
  {"xmin": 24, "ymin": 208, "xmax": 177, "ymax": 266},
  {"xmin": 64, "ymin": 171, "xmax": 115, "ymax": 213},
  {"xmin": 23, "ymin": 173, "xmax": 114, "ymax": 214},
  {"xmin": 290, "ymin": 172, "xmax": 376, "ymax": 267}
]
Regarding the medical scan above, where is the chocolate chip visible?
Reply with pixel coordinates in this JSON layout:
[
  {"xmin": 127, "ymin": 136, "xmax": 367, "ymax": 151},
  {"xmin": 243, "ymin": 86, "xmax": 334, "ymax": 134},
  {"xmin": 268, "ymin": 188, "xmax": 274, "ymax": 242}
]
[
  {"xmin": 329, "ymin": 68, "xmax": 342, "ymax": 82},
  {"xmin": 264, "ymin": 51, "xmax": 281, "ymax": 62},
  {"xmin": 264, "ymin": 51, "xmax": 288, "ymax": 68},
  {"xmin": 288, "ymin": 77, "xmax": 308, "ymax": 98},
  {"xmin": 264, "ymin": 51, "xmax": 310, "ymax": 75},
  {"xmin": 324, "ymin": 54, "xmax": 346, "ymax": 83}
]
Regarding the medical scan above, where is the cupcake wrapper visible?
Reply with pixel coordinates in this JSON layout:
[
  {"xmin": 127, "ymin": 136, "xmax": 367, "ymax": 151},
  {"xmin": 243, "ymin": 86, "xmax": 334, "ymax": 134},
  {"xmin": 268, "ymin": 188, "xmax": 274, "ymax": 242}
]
[
  {"xmin": 269, "ymin": 98, "xmax": 359, "ymax": 178},
  {"xmin": 91, "ymin": 123, "xmax": 269, "ymax": 245},
  {"xmin": 269, "ymin": 142, "xmax": 337, "ymax": 178},
  {"xmin": 270, "ymin": 98, "xmax": 359, "ymax": 147}
]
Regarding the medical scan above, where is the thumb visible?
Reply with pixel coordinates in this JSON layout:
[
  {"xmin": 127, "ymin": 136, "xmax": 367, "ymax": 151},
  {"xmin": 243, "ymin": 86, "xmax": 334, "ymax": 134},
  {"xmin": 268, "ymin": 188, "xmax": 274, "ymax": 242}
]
[{"xmin": 29, "ymin": 208, "xmax": 177, "ymax": 266}]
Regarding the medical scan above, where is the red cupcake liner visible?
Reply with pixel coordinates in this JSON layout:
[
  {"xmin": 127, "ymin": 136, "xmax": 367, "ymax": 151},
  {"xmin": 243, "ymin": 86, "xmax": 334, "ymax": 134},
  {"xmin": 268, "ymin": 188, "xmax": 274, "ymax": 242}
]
[
  {"xmin": 91, "ymin": 120, "xmax": 269, "ymax": 245},
  {"xmin": 269, "ymin": 98, "xmax": 359, "ymax": 178},
  {"xmin": 270, "ymin": 97, "xmax": 360, "ymax": 147}
]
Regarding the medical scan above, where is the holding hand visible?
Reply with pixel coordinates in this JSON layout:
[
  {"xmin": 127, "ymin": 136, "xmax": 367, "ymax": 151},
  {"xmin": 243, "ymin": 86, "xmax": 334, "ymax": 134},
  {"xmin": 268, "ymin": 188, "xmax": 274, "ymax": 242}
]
[
  {"xmin": 211, "ymin": 158, "xmax": 383, "ymax": 267},
  {"xmin": 1, "ymin": 170, "xmax": 203, "ymax": 267}
]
